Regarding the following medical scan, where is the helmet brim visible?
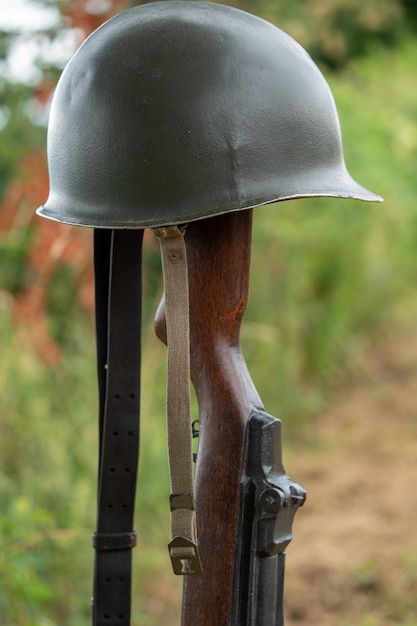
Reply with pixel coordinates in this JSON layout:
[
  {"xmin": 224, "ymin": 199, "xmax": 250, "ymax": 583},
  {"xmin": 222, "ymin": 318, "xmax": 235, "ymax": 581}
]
[{"xmin": 36, "ymin": 169, "xmax": 382, "ymax": 230}]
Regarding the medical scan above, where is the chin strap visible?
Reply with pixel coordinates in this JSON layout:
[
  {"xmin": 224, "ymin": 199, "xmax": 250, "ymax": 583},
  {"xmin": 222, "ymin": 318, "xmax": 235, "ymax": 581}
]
[{"xmin": 152, "ymin": 225, "xmax": 202, "ymax": 575}]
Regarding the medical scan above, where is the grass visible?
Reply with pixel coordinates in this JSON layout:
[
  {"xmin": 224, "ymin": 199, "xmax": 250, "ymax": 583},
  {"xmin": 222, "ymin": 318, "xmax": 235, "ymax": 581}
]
[{"xmin": 1, "ymin": 35, "xmax": 417, "ymax": 624}]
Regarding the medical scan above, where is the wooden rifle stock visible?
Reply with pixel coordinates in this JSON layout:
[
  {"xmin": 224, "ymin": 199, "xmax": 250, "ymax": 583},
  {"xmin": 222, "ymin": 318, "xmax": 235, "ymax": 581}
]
[{"xmin": 155, "ymin": 210, "xmax": 305, "ymax": 624}]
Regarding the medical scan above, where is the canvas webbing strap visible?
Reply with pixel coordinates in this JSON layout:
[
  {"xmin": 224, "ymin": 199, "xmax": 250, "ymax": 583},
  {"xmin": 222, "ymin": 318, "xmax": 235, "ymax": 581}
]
[
  {"xmin": 92, "ymin": 229, "xmax": 143, "ymax": 625},
  {"xmin": 152, "ymin": 225, "xmax": 202, "ymax": 575}
]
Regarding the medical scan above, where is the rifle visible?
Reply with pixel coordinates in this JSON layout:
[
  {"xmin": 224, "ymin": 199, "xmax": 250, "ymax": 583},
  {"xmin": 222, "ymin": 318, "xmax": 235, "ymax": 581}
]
[{"xmin": 155, "ymin": 210, "xmax": 306, "ymax": 625}]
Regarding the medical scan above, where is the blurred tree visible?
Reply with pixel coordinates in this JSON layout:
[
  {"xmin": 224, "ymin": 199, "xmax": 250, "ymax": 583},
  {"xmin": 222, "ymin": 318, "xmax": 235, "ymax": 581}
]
[
  {"xmin": 0, "ymin": 0, "xmax": 129, "ymax": 199},
  {"xmin": 0, "ymin": 0, "xmax": 415, "ymax": 361},
  {"xmin": 0, "ymin": 0, "xmax": 129, "ymax": 361},
  {"xmin": 401, "ymin": 0, "xmax": 417, "ymax": 31},
  {"xmin": 236, "ymin": 0, "xmax": 408, "ymax": 68}
]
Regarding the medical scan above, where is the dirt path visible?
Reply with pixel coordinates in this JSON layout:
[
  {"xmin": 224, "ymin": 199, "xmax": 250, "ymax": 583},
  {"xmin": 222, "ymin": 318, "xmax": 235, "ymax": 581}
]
[{"xmin": 284, "ymin": 337, "xmax": 417, "ymax": 625}]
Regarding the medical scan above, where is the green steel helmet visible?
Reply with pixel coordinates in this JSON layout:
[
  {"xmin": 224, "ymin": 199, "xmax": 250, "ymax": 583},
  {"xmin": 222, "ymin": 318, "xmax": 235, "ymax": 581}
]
[{"xmin": 37, "ymin": 1, "xmax": 381, "ymax": 229}]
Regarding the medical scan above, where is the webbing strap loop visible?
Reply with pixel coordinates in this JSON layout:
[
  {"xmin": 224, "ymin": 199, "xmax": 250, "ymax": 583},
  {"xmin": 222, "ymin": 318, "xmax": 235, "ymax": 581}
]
[
  {"xmin": 92, "ymin": 531, "xmax": 137, "ymax": 552},
  {"xmin": 152, "ymin": 225, "xmax": 202, "ymax": 575}
]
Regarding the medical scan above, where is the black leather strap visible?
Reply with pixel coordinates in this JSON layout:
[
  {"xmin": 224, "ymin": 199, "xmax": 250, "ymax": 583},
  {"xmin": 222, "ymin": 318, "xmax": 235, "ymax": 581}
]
[{"xmin": 92, "ymin": 229, "xmax": 143, "ymax": 626}]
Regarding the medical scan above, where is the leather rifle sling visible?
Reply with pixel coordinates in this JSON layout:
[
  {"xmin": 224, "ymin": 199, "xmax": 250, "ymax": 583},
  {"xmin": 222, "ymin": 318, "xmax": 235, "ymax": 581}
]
[{"xmin": 92, "ymin": 228, "xmax": 143, "ymax": 626}]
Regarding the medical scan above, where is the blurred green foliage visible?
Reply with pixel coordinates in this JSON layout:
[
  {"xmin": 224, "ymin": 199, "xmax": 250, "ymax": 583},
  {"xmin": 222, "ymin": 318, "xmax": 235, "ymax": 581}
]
[
  {"xmin": 245, "ymin": 36, "xmax": 417, "ymax": 426},
  {"xmin": 0, "ymin": 78, "xmax": 45, "ymax": 200},
  {"xmin": 235, "ymin": 0, "xmax": 410, "ymax": 67},
  {"xmin": 188, "ymin": 0, "xmax": 417, "ymax": 68}
]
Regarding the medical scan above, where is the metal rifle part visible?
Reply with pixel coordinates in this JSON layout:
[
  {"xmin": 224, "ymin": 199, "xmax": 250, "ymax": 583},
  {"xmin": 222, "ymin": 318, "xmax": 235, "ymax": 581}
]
[{"xmin": 233, "ymin": 410, "xmax": 306, "ymax": 625}]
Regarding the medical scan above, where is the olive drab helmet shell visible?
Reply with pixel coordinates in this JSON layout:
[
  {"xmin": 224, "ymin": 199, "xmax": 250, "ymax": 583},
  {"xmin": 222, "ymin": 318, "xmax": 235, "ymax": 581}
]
[{"xmin": 37, "ymin": 1, "xmax": 381, "ymax": 229}]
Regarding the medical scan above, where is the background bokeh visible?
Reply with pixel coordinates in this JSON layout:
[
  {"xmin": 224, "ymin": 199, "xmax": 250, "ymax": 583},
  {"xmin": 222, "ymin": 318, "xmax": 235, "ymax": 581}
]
[{"xmin": 1, "ymin": 1, "xmax": 417, "ymax": 624}]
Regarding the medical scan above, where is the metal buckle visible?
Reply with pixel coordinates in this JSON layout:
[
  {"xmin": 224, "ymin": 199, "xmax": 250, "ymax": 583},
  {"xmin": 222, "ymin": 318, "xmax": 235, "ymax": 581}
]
[{"xmin": 168, "ymin": 537, "xmax": 203, "ymax": 575}]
